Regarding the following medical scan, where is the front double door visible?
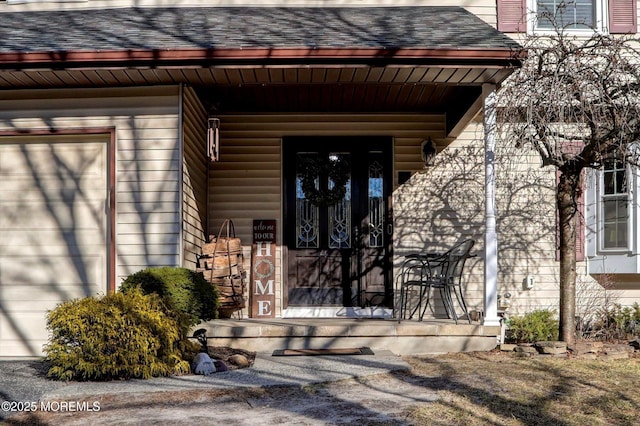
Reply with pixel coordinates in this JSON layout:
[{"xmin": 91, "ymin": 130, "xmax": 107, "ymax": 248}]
[{"xmin": 283, "ymin": 137, "xmax": 392, "ymax": 309}]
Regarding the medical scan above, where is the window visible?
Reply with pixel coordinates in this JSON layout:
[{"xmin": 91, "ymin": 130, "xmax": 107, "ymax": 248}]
[
  {"xmin": 498, "ymin": 0, "xmax": 637, "ymax": 34},
  {"xmin": 536, "ymin": 0, "xmax": 597, "ymax": 30},
  {"xmin": 6, "ymin": 0, "xmax": 88, "ymax": 4},
  {"xmin": 600, "ymin": 160, "xmax": 629, "ymax": 250},
  {"xmin": 527, "ymin": 0, "xmax": 608, "ymax": 33}
]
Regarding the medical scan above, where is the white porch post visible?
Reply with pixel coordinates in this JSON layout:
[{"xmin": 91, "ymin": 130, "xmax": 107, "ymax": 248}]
[{"xmin": 483, "ymin": 83, "xmax": 500, "ymax": 326}]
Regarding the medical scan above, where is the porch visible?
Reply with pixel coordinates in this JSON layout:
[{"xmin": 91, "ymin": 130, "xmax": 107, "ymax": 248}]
[
  {"xmin": 194, "ymin": 318, "xmax": 502, "ymax": 356},
  {"xmin": 0, "ymin": 6, "xmax": 521, "ymax": 357}
]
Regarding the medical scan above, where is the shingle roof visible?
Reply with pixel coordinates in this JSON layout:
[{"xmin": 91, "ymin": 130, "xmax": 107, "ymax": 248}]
[{"xmin": 0, "ymin": 6, "xmax": 521, "ymax": 54}]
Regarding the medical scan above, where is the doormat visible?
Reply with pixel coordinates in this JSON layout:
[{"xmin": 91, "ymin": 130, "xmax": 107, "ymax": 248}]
[{"xmin": 272, "ymin": 347, "xmax": 374, "ymax": 356}]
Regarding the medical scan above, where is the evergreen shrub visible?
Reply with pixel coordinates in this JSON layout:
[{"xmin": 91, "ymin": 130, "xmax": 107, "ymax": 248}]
[
  {"xmin": 44, "ymin": 289, "xmax": 190, "ymax": 381},
  {"xmin": 119, "ymin": 267, "xmax": 219, "ymax": 333},
  {"xmin": 506, "ymin": 309, "xmax": 559, "ymax": 343}
]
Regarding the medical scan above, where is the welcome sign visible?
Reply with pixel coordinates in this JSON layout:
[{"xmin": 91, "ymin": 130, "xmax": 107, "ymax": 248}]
[{"xmin": 250, "ymin": 219, "xmax": 276, "ymax": 318}]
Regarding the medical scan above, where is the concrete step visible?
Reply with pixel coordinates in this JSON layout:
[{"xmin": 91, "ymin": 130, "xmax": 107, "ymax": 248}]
[{"xmin": 193, "ymin": 318, "xmax": 501, "ymax": 355}]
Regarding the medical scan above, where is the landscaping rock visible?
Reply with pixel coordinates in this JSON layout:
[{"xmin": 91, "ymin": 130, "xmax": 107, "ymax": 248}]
[
  {"xmin": 602, "ymin": 351, "xmax": 629, "ymax": 360},
  {"xmin": 500, "ymin": 344, "xmax": 517, "ymax": 352},
  {"xmin": 573, "ymin": 341, "xmax": 603, "ymax": 355},
  {"xmin": 611, "ymin": 343, "xmax": 635, "ymax": 353},
  {"xmin": 192, "ymin": 352, "xmax": 217, "ymax": 375},
  {"xmin": 207, "ymin": 346, "xmax": 256, "ymax": 370},
  {"xmin": 575, "ymin": 352, "xmax": 598, "ymax": 360},
  {"xmin": 604, "ymin": 344, "xmax": 634, "ymax": 354},
  {"xmin": 228, "ymin": 354, "xmax": 250, "ymax": 368},
  {"xmin": 534, "ymin": 341, "xmax": 567, "ymax": 355},
  {"xmin": 214, "ymin": 360, "xmax": 229, "ymax": 372},
  {"xmin": 515, "ymin": 345, "xmax": 538, "ymax": 354}
]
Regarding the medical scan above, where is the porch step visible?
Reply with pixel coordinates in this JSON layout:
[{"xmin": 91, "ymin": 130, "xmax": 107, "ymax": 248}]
[{"xmin": 194, "ymin": 318, "xmax": 501, "ymax": 356}]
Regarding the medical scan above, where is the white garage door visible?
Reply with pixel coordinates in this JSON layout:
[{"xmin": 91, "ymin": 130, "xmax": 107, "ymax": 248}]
[{"xmin": 0, "ymin": 135, "xmax": 109, "ymax": 357}]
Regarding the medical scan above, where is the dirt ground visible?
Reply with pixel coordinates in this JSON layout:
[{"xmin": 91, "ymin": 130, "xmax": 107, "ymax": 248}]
[
  {"xmin": 5, "ymin": 370, "xmax": 430, "ymax": 425},
  {"xmin": 6, "ymin": 346, "xmax": 638, "ymax": 426},
  {"xmin": 4, "ymin": 346, "xmax": 431, "ymax": 426}
]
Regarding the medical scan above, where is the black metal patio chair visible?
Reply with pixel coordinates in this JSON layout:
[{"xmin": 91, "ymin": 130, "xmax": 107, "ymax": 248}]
[{"xmin": 398, "ymin": 239, "xmax": 475, "ymax": 324}]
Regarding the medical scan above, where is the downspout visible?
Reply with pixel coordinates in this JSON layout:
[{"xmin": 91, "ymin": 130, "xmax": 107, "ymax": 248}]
[
  {"xmin": 483, "ymin": 83, "xmax": 500, "ymax": 327},
  {"xmin": 178, "ymin": 83, "xmax": 185, "ymax": 267}
]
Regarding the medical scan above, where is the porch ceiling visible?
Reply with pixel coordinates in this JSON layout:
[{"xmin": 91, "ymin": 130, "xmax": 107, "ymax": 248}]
[
  {"xmin": 0, "ymin": 6, "xmax": 521, "ymax": 132},
  {"xmin": 196, "ymin": 67, "xmax": 493, "ymax": 120}
]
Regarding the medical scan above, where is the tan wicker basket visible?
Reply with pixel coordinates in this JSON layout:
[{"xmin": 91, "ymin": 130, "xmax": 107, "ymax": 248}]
[
  {"xmin": 202, "ymin": 237, "xmax": 242, "ymax": 256},
  {"xmin": 201, "ymin": 219, "xmax": 246, "ymax": 319}
]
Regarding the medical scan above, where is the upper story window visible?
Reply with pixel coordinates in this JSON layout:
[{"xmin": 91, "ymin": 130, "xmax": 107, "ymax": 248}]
[
  {"xmin": 600, "ymin": 159, "xmax": 629, "ymax": 250},
  {"xmin": 531, "ymin": 0, "xmax": 606, "ymax": 32},
  {"xmin": 535, "ymin": 0, "xmax": 598, "ymax": 30},
  {"xmin": 497, "ymin": 0, "xmax": 637, "ymax": 34},
  {"xmin": 5, "ymin": 0, "xmax": 88, "ymax": 4}
]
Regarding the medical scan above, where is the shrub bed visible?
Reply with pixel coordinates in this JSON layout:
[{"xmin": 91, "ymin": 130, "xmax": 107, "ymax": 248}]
[{"xmin": 506, "ymin": 309, "xmax": 559, "ymax": 343}]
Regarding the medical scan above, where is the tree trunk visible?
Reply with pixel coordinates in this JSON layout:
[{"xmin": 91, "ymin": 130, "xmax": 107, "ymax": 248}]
[{"xmin": 557, "ymin": 170, "xmax": 580, "ymax": 347}]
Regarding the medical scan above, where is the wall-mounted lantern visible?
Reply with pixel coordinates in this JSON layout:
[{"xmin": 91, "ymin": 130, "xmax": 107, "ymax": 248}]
[
  {"xmin": 421, "ymin": 137, "xmax": 437, "ymax": 167},
  {"xmin": 207, "ymin": 118, "xmax": 220, "ymax": 162}
]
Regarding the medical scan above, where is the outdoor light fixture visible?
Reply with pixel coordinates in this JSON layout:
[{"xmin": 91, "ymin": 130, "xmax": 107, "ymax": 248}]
[
  {"xmin": 421, "ymin": 137, "xmax": 436, "ymax": 167},
  {"xmin": 498, "ymin": 292, "xmax": 512, "ymax": 310},
  {"xmin": 207, "ymin": 118, "xmax": 220, "ymax": 162}
]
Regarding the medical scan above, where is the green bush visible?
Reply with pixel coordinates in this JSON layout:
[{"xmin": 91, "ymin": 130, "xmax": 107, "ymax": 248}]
[
  {"xmin": 44, "ymin": 289, "xmax": 190, "ymax": 381},
  {"xmin": 506, "ymin": 309, "xmax": 559, "ymax": 343},
  {"xmin": 119, "ymin": 267, "xmax": 219, "ymax": 332}
]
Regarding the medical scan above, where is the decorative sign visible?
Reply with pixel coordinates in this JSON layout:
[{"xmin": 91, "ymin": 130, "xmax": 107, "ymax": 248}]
[{"xmin": 250, "ymin": 220, "xmax": 277, "ymax": 318}]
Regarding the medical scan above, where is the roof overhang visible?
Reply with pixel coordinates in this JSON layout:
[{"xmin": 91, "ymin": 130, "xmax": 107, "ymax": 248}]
[{"xmin": 0, "ymin": 6, "xmax": 523, "ymax": 136}]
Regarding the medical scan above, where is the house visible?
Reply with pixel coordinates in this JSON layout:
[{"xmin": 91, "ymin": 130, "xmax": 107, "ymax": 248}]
[
  {"xmin": 0, "ymin": 1, "xmax": 636, "ymax": 358},
  {"xmin": 497, "ymin": 0, "xmax": 640, "ymax": 318}
]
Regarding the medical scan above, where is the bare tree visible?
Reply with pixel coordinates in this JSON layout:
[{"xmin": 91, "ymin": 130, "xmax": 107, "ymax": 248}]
[{"xmin": 497, "ymin": 30, "xmax": 640, "ymax": 345}]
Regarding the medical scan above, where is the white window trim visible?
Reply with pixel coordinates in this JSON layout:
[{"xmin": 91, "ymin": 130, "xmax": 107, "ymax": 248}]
[
  {"xmin": 597, "ymin": 162, "xmax": 633, "ymax": 254},
  {"xmin": 526, "ymin": 0, "xmax": 609, "ymax": 35},
  {"xmin": 6, "ymin": 0, "xmax": 88, "ymax": 4}
]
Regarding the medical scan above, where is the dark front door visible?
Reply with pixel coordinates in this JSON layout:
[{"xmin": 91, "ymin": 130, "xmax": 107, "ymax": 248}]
[{"xmin": 283, "ymin": 137, "xmax": 393, "ymax": 309}]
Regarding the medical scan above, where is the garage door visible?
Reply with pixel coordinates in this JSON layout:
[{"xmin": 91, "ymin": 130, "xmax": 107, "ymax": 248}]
[{"xmin": 0, "ymin": 135, "xmax": 109, "ymax": 357}]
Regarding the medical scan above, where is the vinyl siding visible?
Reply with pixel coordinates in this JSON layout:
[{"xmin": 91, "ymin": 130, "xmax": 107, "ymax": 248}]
[
  {"xmin": 0, "ymin": 134, "xmax": 108, "ymax": 356},
  {"xmin": 0, "ymin": 86, "xmax": 183, "ymax": 285},
  {"xmin": 491, "ymin": 119, "xmax": 562, "ymax": 315},
  {"xmin": 394, "ymin": 118, "xmax": 566, "ymax": 318},
  {"xmin": 181, "ymin": 86, "xmax": 208, "ymax": 270},
  {"xmin": 394, "ymin": 121, "xmax": 486, "ymax": 317},
  {"xmin": 209, "ymin": 113, "xmax": 445, "ymax": 317},
  {"xmin": 424, "ymin": 119, "xmax": 640, "ymax": 318}
]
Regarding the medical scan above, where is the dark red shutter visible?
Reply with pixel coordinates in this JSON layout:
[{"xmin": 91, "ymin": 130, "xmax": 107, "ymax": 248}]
[
  {"xmin": 497, "ymin": 0, "xmax": 527, "ymax": 32},
  {"xmin": 609, "ymin": 0, "xmax": 638, "ymax": 34},
  {"xmin": 576, "ymin": 175, "xmax": 586, "ymax": 262}
]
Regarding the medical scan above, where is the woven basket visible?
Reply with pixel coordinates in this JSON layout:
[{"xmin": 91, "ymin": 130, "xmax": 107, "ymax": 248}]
[
  {"xmin": 202, "ymin": 237, "xmax": 242, "ymax": 256},
  {"xmin": 200, "ymin": 254, "xmax": 241, "ymax": 270}
]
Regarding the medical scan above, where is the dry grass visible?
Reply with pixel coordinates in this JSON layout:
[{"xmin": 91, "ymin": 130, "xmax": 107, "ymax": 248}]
[
  {"xmin": 403, "ymin": 351, "xmax": 640, "ymax": 426},
  {"xmin": 5, "ymin": 350, "xmax": 639, "ymax": 425}
]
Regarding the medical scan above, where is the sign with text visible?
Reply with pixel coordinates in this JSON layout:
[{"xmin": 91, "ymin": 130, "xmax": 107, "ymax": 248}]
[{"xmin": 250, "ymin": 220, "xmax": 277, "ymax": 318}]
